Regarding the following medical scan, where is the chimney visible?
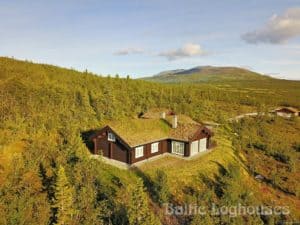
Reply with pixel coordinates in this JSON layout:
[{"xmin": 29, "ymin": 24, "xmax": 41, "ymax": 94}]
[
  {"xmin": 161, "ymin": 112, "xmax": 166, "ymax": 119},
  {"xmin": 172, "ymin": 115, "xmax": 178, "ymax": 128}
]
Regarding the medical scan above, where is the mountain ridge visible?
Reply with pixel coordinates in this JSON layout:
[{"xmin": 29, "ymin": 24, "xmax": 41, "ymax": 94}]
[{"xmin": 143, "ymin": 65, "xmax": 274, "ymax": 83}]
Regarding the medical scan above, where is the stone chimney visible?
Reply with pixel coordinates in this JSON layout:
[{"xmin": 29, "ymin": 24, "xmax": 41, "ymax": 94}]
[
  {"xmin": 172, "ymin": 115, "xmax": 178, "ymax": 128},
  {"xmin": 161, "ymin": 112, "xmax": 166, "ymax": 119}
]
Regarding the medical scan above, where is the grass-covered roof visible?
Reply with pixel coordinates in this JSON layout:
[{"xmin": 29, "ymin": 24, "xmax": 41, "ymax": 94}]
[{"xmin": 103, "ymin": 109, "xmax": 205, "ymax": 147}]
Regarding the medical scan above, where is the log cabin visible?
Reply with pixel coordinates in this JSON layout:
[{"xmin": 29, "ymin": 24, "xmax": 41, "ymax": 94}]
[
  {"xmin": 90, "ymin": 110, "xmax": 213, "ymax": 166},
  {"xmin": 273, "ymin": 107, "xmax": 299, "ymax": 118}
]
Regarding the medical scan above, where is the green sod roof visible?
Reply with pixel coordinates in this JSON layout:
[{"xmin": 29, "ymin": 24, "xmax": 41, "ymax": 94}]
[{"xmin": 104, "ymin": 112, "xmax": 204, "ymax": 147}]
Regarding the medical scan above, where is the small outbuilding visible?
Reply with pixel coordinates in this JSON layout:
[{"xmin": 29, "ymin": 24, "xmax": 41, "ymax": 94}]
[{"xmin": 272, "ymin": 107, "xmax": 299, "ymax": 118}]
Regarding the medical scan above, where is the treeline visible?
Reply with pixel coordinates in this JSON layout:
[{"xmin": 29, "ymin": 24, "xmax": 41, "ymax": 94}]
[{"xmin": 1, "ymin": 57, "xmax": 299, "ymax": 129}]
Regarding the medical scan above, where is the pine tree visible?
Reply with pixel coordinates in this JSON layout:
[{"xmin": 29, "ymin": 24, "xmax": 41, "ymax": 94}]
[
  {"xmin": 127, "ymin": 178, "xmax": 161, "ymax": 225},
  {"xmin": 53, "ymin": 166, "xmax": 75, "ymax": 225},
  {"xmin": 153, "ymin": 170, "xmax": 170, "ymax": 206}
]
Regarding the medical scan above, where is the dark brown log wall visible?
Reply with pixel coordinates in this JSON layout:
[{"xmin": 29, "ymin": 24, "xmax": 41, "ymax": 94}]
[
  {"xmin": 130, "ymin": 140, "xmax": 168, "ymax": 164},
  {"xmin": 111, "ymin": 141, "xmax": 128, "ymax": 163},
  {"xmin": 96, "ymin": 138, "xmax": 109, "ymax": 157},
  {"xmin": 94, "ymin": 128, "xmax": 129, "ymax": 164},
  {"xmin": 184, "ymin": 142, "xmax": 190, "ymax": 157}
]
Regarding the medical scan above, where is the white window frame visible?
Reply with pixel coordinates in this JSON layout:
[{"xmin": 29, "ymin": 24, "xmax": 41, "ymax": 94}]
[
  {"xmin": 107, "ymin": 132, "xmax": 116, "ymax": 142},
  {"xmin": 151, "ymin": 142, "xmax": 159, "ymax": 154},
  {"xmin": 135, "ymin": 146, "xmax": 144, "ymax": 158},
  {"xmin": 171, "ymin": 141, "xmax": 185, "ymax": 156}
]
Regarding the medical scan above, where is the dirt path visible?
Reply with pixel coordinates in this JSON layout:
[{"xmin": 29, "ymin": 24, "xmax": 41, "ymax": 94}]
[{"xmin": 228, "ymin": 112, "xmax": 270, "ymax": 122}]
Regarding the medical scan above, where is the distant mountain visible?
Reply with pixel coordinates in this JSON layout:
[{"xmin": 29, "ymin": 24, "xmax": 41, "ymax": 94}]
[{"xmin": 142, "ymin": 66, "xmax": 273, "ymax": 83}]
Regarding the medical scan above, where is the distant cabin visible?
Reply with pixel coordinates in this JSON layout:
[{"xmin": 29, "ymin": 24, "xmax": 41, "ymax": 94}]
[
  {"xmin": 89, "ymin": 110, "xmax": 213, "ymax": 166},
  {"xmin": 273, "ymin": 107, "xmax": 299, "ymax": 118}
]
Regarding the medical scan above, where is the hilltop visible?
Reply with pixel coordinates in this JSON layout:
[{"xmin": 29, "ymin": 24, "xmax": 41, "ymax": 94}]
[{"xmin": 143, "ymin": 66, "xmax": 273, "ymax": 83}]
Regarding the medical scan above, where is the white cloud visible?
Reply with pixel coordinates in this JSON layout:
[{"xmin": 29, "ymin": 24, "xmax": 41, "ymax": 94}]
[
  {"xmin": 158, "ymin": 43, "xmax": 207, "ymax": 60},
  {"xmin": 242, "ymin": 7, "xmax": 300, "ymax": 44},
  {"xmin": 114, "ymin": 47, "xmax": 144, "ymax": 55}
]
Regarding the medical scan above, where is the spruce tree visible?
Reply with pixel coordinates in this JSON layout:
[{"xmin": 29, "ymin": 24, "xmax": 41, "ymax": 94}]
[
  {"xmin": 153, "ymin": 169, "xmax": 170, "ymax": 206},
  {"xmin": 53, "ymin": 166, "xmax": 75, "ymax": 225},
  {"xmin": 127, "ymin": 178, "xmax": 161, "ymax": 225}
]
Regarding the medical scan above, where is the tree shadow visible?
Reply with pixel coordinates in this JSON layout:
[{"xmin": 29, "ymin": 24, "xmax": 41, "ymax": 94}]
[
  {"xmin": 132, "ymin": 166, "xmax": 174, "ymax": 205},
  {"xmin": 132, "ymin": 166, "xmax": 155, "ymax": 194},
  {"xmin": 198, "ymin": 161, "xmax": 228, "ymax": 198},
  {"xmin": 81, "ymin": 129, "xmax": 99, "ymax": 153},
  {"xmin": 211, "ymin": 161, "xmax": 227, "ymax": 176}
]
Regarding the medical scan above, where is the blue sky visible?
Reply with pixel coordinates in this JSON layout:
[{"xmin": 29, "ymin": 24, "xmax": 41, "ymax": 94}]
[{"xmin": 0, "ymin": 0, "xmax": 300, "ymax": 79}]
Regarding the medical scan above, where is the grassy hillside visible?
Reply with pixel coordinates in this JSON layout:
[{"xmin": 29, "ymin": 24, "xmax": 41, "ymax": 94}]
[
  {"xmin": 232, "ymin": 116, "xmax": 300, "ymax": 218},
  {"xmin": 0, "ymin": 57, "xmax": 300, "ymax": 225},
  {"xmin": 143, "ymin": 66, "xmax": 273, "ymax": 83}
]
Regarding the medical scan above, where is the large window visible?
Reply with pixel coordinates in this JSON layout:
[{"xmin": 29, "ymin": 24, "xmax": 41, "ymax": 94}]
[
  {"xmin": 151, "ymin": 142, "xmax": 159, "ymax": 153},
  {"xmin": 171, "ymin": 141, "xmax": 185, "ymax": 155},
  {"xmin": 135, "ymin": 146, "xmax": 144, "ymax": 158},
  {"xmin": 107, "ymin": 132, "xmax": 116, "ymax": 142}
]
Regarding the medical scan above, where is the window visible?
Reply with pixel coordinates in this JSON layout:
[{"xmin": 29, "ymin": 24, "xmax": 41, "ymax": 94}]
[
  {"xmin": 135, "ymin": 146, "xmax": 144, "ymax": 158},
  {"xmin": 171, "ymin": 141, "xmax": 185, "ymax": 155},
  {"xmin": 151, "ymin": 142, "xmax": 159, "ymax": 153},
  {"xmin": 107, "ymin": 132, "xmax": 116, "ymax": 142}
]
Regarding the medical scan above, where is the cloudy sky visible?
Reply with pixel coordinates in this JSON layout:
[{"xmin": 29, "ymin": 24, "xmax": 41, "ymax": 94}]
[{"xmin": 0, "ymin": 0, "xmax": 300, "ymax": 79}]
